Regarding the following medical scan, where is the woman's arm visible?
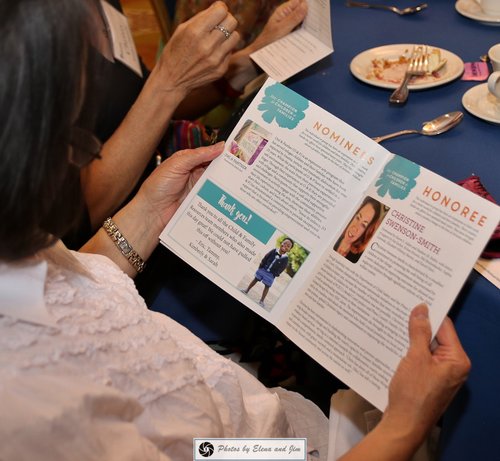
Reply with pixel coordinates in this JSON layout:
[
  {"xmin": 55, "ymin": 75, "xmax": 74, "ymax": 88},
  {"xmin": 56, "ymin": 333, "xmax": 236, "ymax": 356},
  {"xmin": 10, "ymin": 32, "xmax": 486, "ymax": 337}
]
[
  {"xmin": 81, "ymin": 73, "xmax": 185, "ymax": 230},
  {"xmin": 80, "ymin": 143, "xmax": 224, "ymax": 277}
]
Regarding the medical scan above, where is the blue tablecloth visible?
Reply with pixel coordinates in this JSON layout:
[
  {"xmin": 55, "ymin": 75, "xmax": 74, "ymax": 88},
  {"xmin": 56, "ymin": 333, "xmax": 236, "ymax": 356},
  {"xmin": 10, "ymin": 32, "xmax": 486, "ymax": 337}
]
[{"xmin": 287, "ymin": 1, "xmax": 499, "ymax": 459}]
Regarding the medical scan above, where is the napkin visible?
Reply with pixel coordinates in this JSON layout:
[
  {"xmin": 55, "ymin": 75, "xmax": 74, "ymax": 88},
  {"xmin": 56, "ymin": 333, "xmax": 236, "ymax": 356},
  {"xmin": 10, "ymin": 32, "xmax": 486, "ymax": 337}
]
[{"xmin": 457, "ymin": 175, "xmax": 500, "ymax": 259}]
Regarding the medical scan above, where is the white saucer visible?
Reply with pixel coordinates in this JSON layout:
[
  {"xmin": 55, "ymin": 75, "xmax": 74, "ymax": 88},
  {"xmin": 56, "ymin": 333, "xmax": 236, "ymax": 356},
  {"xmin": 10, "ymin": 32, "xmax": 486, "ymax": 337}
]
[
  {"xmin": 462, "ymin": 83, "xmax": 500, "ymax": 124},
  {"xmin": 455, "ymin": 0, "xmax": 500, "ymax": 26}
]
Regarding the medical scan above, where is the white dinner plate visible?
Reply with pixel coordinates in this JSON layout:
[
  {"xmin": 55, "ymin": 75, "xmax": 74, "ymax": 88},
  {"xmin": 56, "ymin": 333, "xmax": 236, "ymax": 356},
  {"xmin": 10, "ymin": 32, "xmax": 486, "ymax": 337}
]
[
  {"xmin": 455, "ymin": 0, "xmax": 500, "ymax": 26},
  {"xmin": 350, "ymin": 44, "xmax": 465, "ymax": 90},
  {"xmin": 462, "ymin": 83, "xmax": 500, "ymax": 124}
]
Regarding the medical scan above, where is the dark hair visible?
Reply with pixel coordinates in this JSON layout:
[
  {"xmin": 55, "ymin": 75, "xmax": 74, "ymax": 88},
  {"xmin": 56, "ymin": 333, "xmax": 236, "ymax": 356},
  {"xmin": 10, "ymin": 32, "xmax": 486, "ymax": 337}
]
[
  {"xmin": 349, "ymin": 197, "xmax": 382, "ymax": 254},
  {"xmin": 0, "ymin": 0, "xmax": 98, "ymax": 260},
  {"xmin": 280, "ymin": 237, "xmax": 294, "ymax": 248}
]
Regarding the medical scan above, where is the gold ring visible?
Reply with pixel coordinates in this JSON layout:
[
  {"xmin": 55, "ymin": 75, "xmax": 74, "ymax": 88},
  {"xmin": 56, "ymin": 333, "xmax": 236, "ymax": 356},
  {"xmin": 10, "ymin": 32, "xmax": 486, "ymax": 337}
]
[{"xmin": 214, "ymin": 24, "xmax": 231, "ymax": 39}]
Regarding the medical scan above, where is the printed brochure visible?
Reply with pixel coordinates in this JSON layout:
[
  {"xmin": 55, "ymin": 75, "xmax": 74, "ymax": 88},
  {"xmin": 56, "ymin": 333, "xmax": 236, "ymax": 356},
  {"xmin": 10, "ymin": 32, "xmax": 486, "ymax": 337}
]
[{"xmin": 160, "ymin": 78, "xmax": 500, "ymax": 410}]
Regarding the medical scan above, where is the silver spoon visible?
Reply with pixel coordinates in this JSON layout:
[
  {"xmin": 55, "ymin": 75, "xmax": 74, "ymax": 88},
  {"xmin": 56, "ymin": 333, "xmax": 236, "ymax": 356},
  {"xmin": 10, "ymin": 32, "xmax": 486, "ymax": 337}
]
[
  {"xmin": 373, "ymin": 111, "xmax": 464, "ymax": 143},
  {"xmin": 346, "ymin": 1, "xmax": 428, "ymax": 15}
]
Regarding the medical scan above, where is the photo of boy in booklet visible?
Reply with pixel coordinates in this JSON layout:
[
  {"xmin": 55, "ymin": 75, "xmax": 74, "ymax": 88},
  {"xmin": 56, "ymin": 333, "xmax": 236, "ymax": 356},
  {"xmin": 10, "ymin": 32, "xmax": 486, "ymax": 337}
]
[
  {"xmin": 240, "ymin": 235, "xmax": 308, "ymax": 310},
  {"xmin": 334, "ymin": 196, "xmax": 389, "ymax": 264},
  {"xmin": 228, "ymin": 119, "xmax": 272, "ymax": 165}
]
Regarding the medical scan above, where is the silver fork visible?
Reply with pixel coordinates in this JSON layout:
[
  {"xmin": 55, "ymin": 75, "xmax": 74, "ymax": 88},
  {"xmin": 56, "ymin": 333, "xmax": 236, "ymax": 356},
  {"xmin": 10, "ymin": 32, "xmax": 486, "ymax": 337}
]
[{"xmin": 389, "ymin": 46, "xmax": 428, "ymax": 105}]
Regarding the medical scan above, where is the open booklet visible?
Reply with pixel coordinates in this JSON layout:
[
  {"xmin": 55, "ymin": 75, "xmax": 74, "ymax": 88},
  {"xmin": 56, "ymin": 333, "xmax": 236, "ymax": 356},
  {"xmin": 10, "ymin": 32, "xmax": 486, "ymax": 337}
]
[
  {"xmin": 250, "ymin": 0, "xmax": 333, "ymax": 82},
  {"xmin": 160, "ymin": 78, "xmax": 500, "ymax": 410}
]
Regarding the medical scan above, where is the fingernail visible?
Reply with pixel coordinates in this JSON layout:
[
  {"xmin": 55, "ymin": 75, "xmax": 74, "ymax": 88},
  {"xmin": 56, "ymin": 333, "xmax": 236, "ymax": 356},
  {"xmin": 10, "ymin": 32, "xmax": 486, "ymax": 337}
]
[
  {"xmin": 412, "ymin": 304, "xmax": 429, "ymax": 320},
  {"xmin": 209, "ymin": 141, "xmax": 225, "ymax": 150}
]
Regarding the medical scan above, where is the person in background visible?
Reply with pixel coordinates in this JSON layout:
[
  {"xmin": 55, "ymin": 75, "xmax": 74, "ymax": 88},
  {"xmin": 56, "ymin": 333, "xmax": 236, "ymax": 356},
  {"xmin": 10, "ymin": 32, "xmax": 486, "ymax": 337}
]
[
  {"xmin": 0, "ymin": 1, "xmax": 470, "ymax": 460},
  {"xmin": 75, "ymin": 0, "xmax": 308, "ymax": 244}
]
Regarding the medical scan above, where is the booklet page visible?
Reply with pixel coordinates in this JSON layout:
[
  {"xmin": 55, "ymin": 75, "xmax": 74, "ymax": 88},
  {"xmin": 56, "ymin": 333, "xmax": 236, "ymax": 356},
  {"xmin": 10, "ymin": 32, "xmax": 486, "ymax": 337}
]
[
  {"xmin": 160, "ymin": 78, "xmax": 390, "ymax": 325},
  {"xmin": 280, "ymin": 156, "xmax": 500, "ymax": 409}
]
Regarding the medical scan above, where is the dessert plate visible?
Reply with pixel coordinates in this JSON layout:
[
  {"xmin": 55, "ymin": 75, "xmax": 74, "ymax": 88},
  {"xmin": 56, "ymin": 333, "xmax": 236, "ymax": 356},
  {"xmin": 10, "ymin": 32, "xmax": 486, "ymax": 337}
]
[
  {"xmin": 350, "ymin": 44, "xmax": 464, "ymax": 90},
  {"xmin": 462, "ymin": 83, "xmax": 500, "ymax": 124},
  {"xmin": 455, "ymin": 0, "xmax": 500, "ymax": 26}
]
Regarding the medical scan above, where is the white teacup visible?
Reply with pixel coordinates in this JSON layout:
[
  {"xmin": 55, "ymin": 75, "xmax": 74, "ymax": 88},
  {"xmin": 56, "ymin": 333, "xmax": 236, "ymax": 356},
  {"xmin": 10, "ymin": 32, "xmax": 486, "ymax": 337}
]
[
  {"xmin": 488, "ymin": 44, "xmax": 500, "ymax": 72},
  {"xmin": 488, "ymin": 71, "xmax": 500, "ymax": 100},
  {"xmin": 477, "ymin": 0, "xmax": 500, "ymax": 15}
]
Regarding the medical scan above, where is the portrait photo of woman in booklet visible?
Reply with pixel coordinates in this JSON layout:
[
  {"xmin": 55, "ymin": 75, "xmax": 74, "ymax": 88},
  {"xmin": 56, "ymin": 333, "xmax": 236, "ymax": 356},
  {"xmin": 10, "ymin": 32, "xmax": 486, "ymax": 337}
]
[{"xmin": 334, "ymin": 196, "xmax": 388, "ymax": 264}]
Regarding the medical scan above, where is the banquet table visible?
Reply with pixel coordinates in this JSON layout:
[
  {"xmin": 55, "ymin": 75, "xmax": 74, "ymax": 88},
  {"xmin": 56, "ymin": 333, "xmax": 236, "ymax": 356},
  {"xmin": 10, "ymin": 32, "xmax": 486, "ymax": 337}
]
[{"xmin": 287, "ymin": 1, "xmax": 499, "ymax": 459}]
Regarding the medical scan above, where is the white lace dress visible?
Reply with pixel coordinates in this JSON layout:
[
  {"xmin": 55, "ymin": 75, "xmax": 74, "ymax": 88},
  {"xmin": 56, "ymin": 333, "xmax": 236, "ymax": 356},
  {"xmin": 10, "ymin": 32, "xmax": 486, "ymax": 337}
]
[{"xmin": 0, "ymin": 244, "xmax": 328, "ymax": 460}]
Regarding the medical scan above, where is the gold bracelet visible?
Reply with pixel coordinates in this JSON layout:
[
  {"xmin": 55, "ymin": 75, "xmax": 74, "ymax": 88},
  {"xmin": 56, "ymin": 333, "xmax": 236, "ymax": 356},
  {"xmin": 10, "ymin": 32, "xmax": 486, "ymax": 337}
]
[{"xmin": 102, "ymin": 217, "xmax": 146, "ymax": 273}]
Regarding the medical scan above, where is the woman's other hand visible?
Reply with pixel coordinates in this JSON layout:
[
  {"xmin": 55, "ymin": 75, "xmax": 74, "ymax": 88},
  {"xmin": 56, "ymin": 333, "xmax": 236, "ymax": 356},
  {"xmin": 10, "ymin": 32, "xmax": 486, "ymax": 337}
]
[
  {"xmin": 136, "ymin": 142, "xmax": 225, "ymax": 229},
  {"xmin": 81, "ymin": 143, "xmax": 224, "ymax": 276},
  {"xmin": 152, "ymin": 2, "xmax": 240, "ymax": 101}
]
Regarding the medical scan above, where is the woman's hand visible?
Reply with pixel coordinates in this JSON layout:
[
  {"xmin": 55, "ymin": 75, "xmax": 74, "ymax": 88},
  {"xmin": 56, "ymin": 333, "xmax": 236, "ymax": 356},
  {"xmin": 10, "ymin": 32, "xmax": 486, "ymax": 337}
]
[
  {"xmin": 383, "ymin": 304, "xmax": 471, "ymax": 450},
  {"xmin": 81, "ymin": 143, "xmax": 224, "ymax": 277},
  {"xmin": 151, "ymin": 2, "xmax": 240, "ymax": 100},
  {"xmin": 136, "ymin": 142, "xmax": 225, "ymax": 229},
  {"xmin": 339, "ymin": 305, "xmax": 470, "ymax": 461}
]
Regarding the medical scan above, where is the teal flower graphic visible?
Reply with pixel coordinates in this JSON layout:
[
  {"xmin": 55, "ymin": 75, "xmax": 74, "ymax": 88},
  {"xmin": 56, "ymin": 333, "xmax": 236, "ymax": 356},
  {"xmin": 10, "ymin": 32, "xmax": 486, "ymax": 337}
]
[
  {"xmin": 375, "ymin": 156, "xmax": 420, "ymax": 200},
  {"xmin": 257, "ymin": 83, "xmax": 309, "ymax": 129}
]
